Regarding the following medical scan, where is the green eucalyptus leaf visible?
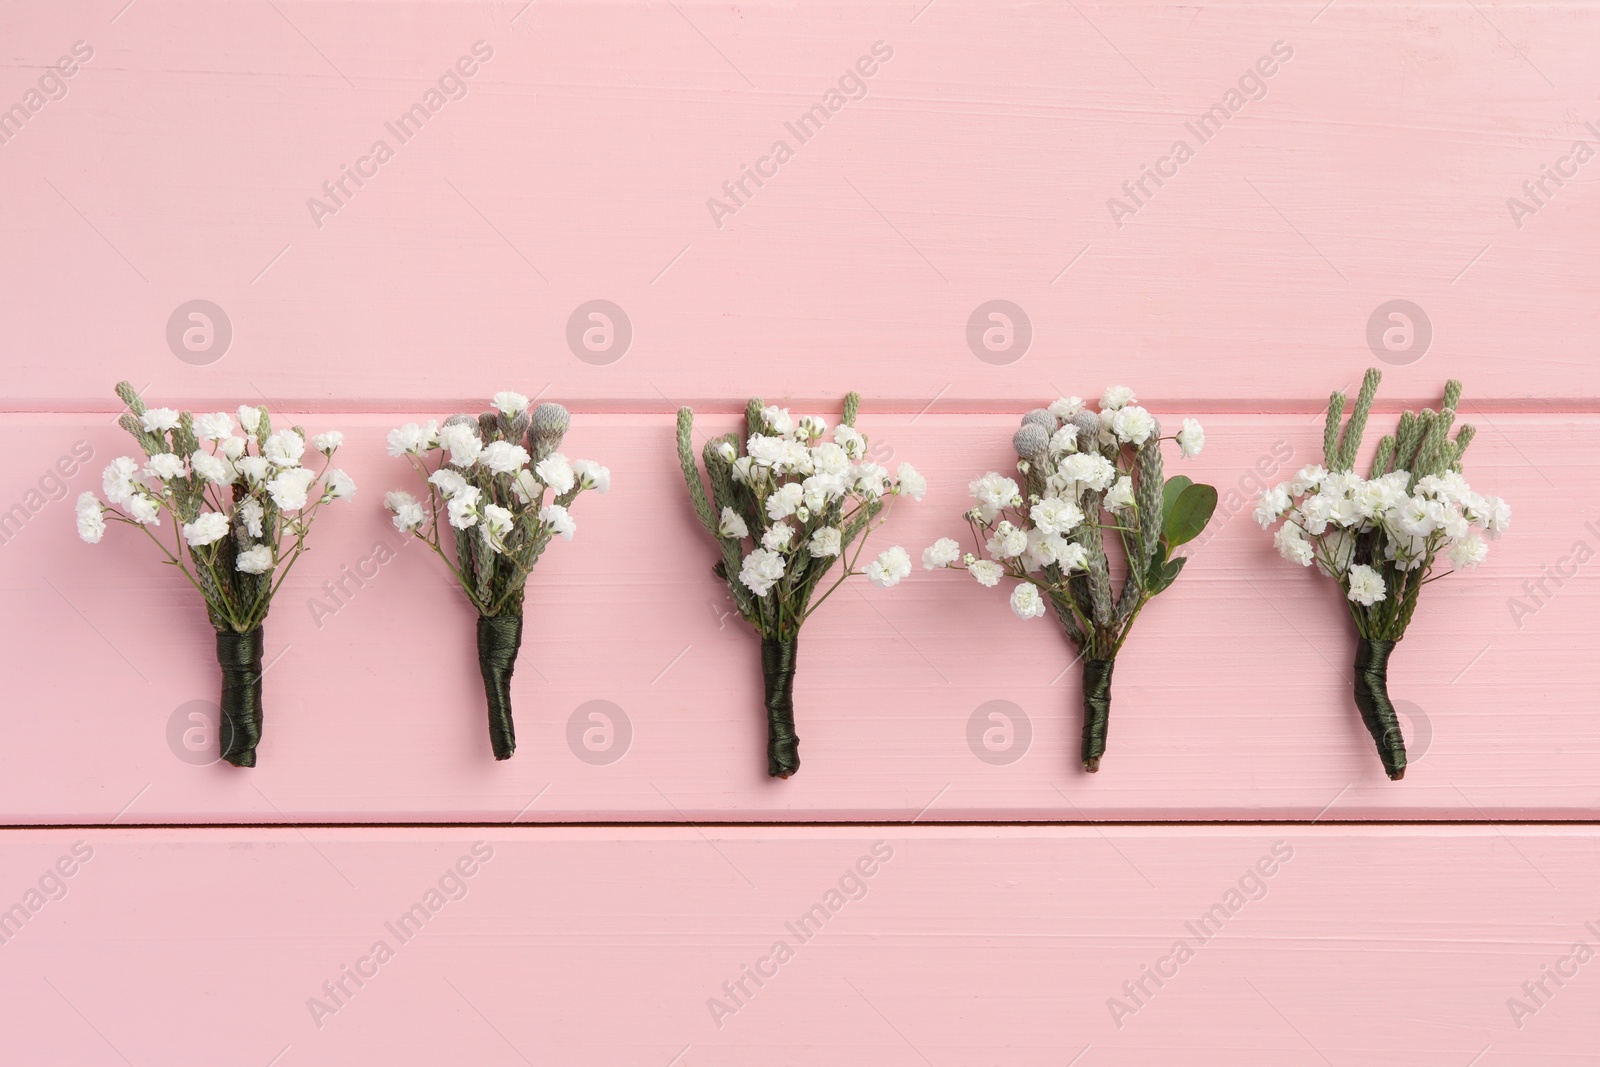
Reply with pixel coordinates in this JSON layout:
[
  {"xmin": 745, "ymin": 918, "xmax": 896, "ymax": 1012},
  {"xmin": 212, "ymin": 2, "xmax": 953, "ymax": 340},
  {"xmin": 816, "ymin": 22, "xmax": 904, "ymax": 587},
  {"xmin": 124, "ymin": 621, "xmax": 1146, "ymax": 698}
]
[
  {"xmin": 1163, "ymin": 483, "xmax": 1217, "ymax": 548},
  {"xmin": 1145, "ymin": 554, "xmax": 1188, "ymax": 595},
  {"xmin": 1161, "ymin": 475, "xmax": 1193, "ymax": 525}
]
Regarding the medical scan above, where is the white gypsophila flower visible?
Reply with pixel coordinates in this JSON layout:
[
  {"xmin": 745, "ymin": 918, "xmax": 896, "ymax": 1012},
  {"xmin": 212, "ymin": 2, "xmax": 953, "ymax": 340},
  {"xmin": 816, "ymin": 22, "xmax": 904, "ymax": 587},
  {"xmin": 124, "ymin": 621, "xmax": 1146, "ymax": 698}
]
[
  {"xmin": 145, "ymin": 452, "xmax": 186, "ymax": 482},
  {"xmin": 853, "ymin": 462, "xmax": 890, "ymax": 498},
  {"xmin": 1298, "ymin": 496, "xmax": 1333, "ymax": 536},
  {"xmin": 1021, "ymin": 528, "xmax": 1069, "ymax": 572},
  {"xmin": 922, "ymin": 537, "xmax": 961, "ymax": 569},
  {"xmin": 573, "ymin": 459, "xmax": 611, "ymax": 493},
  {"xmin": 1439, "ymin": 509, "xmax": 1470, "ymax": 541},
  {"xmin": 535, "ymin": 453, "xmax": 576, "ymax": 493},
  {"xmin": 896, "ymin": 462, "xmax": 927, "ymax": 501},
  {"xmin": 1483, "ymin": 497, "xmax": 1511, "ymax": 538},
  {"xmin": 510, "ymin": 470, "xmax": 541, "ymax": 505},
  {"xmin": 1029, "ymin": 497, "xmax": 1083, "ymax": 536},
  {"xmin": 325, "ymin": 468, "xmax": 356, "ymax": 500},
  {"xmin": 1177, "ymin": 418, "xmax": 1205, "ymax": 458},
  {"xmin": 1104, "ymin": 476, "xmax": 1136, "ymax": 511},
  {"xmin": 437, "ymin": 423, "xmax": 483, "ymax": 467},
  {"xmin": 833, "ymin": 424, "xmax": 866, "ymax": 459},
  {"xmin": 762, "ymin": 522, "xmax": 794, "ymax": 551},
  {"xmin": 969, "ymin": 472, "xmax": 1021, "ymax": 521},
  {"xmin": 1048, "ymin": 396, "xmax": 1084, "ymax": 420},
  {"xmin": 730, "ymin": 456, "xmax": 755, "ymax": 484},
  {"xmin": 237, "ymin": 405, "xmax": 262, "ymax": 435},
  {"xmin": 1100, "ymin": 386, "xmax": 1136, "ymax": 411},
  {"xmin": 182, "ymin": 511, "xmax": 230, "ymax": 548},
  {"xmin": 429, "ymin": 468, "xmax": 470, "ymax": 498},
  {"xmin": 492, "ymin": 390, "xmax": 530, "ymax": 416},
  {"xmin": 266, "ymin": 468, "xmax": 317, "ymax": 511},
  {"xmin": 761, "ymin": 406, "xmax": 795, "ymax": 436},
  {"xmin": 1317, "ymin": 529, "xmax": 1356, "ymax": 577},
  {"xmin": 1450, "ymin": 534, "xmax": 1489, "ymax": 569},
  {"xmin": 718, "ymin": 507, "xmax": 749, "ymax": 539},
  {"xmin": 220, "ymin": 436, "xmax": 247, "ymax": 461},
  {"xmin": 386, "ymin": 420, "xmax": 438, "ymax": 457},
  {"xmin": 1060, "ymin": 452, "xmax": 1117, "ymax": 492},
  {"xmin": 384, "ymin": 490, "xmax": 425, "ymax": 533},
  {"xmin": 1392, "ymin": 496, "xmax": 1441, "ymax": 538},
  {"xmin": 311, "ymin": 431, "xmax": 344, "ymax": 455},
  {"xmin": 102, "ymin": 457, "xmax": 140, "ymax": 505},
  {"xmin": 739, "ymin": 547, "xmax": 786, "ymax": 596},
  {"xmin": 801, "ymin": 473, "xmax": 845, "ymax": 511},
  {"xmin": 1288, "ymin": 464, "xmax": 1327, "ymax": 496},
  {"xmin": 539, "ymin": 503, "xmax": 576, "ymax": 541},
  {"xmin": 1010, "ymin": 583, "xmax": 1047, "ymax": 620},
  {"xmin": 194, "ymin": 412, "xmax": 234, "ymax": 441},
  {"xmin": 809, "ymin": 442, "xmax": 850, "ymax": 477},
  {"xmin": 75, "ymin": 493, "xmax": 105, "ymax": 543},
  {"xmin": 766, "ymin": 482, "xmax": 804, "ymax": 520},
  {"xmin": 1274, "ymin": 523, "xmax": 1314, "ymax": 566},
  {"xmin": 1110, "ymin": 405, "xmax": 1156, "ymax": 445},
  {"xmin": 482, "ymin": 441, "xmax": 531, "ymax": 476},
  {"xmin": 127, "ymin": 494, "xmax": 161, "ymax": 525},
  {"xmin": 190, "ymin": 450, "xmax": 233, "ymax": 485},
  {"xmin": 236, "ymin": 545, "xmax": 274, "ymax": 574},
  {"xmin": 1054, "ymin": 542, "xmax": 1090, "ymax": 572},
  {"xmin": 1254, "ymin": 485, "xmax": 1292, "ymax": 528},
  {"xmin": 140, "ymin": 408, "xmax": 180, "ymax": 433},
  {"xmin": 809, "ymin": 527, "xmax": 842, "ymax": 558},
  {"xmin": 968, "ymin": 559, "xmax": 1004, "ymax": 587},
  {"xmin": 448, "ymin": 487, "xmax": 482, "ymax": 529},
  {"xmin": 797, "ymin": 415, "xmax": 827, "ymax": 438},
  {"xmin": 238, "ymin": 498, "xmax": 264, "ymax": 538},
  {"xmin": 865, "ymin": 546, "xmax": 912, "ymax": 588},
  {"xmin": 1346, "ymin": 563, "xmax": 1387, "ymax": 606},
  {"xmin": 746, "ymin": 435, "xmax": 788, "ymax": 468},
  {"xmin": 481, "ymin": 503, "xmax": 514, "ymax": 546},
  {"xmin": 263, "ymin": 430, "xmax": 305, "ymax": 467},
  {"xmin": 715, "ymin": 441, "xmax": 738, "ymax": 464},
  {"xmin": 986, "ymin": 522, "xmax": 1028, "ymax": 559}
]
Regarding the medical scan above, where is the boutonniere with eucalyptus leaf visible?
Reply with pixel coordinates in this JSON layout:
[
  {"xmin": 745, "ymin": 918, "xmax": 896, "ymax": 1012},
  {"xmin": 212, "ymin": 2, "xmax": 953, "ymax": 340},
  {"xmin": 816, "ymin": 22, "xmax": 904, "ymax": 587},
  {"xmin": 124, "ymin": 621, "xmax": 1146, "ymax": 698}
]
[
  {"xmin": 924, "ymin": 388, "xmax": 1214, "ymax": 772},
  {"xmin": 385, "ymin": 392, "xmax": 609, "ymax": 760},
  {"xmin": 75, "ymin": 382, "xmax": 354, "ymax": 766},
  {"xmin": 1255, "ymin": 369, "xmax": 1508, "ymax": 779},
  {"xmin": 677, "ymin": 394, "xmax": 923, "ymax": 778}
]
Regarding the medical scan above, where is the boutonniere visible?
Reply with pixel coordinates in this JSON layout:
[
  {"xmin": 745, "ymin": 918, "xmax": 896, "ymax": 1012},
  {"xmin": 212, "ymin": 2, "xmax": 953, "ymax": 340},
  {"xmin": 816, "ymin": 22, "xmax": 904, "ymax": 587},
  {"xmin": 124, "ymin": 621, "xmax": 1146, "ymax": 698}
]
[
  {"xmin": 1255, "ymin": 370, "xmax": 1508, "ymax": 779},
  {"xmin": 385, "ymin": 392, "xmax": 609, "ymax": 760},
  {"xmin": 676, "ymin": 395, "xmax": 923, "ymax": 778},
  {"xmin": 924, "ymin": 388, "xmax": 1214, "ymax": 772},
  {"xmin": 76, "ymin": 382, "xmax": 354, "ymax": 766}
]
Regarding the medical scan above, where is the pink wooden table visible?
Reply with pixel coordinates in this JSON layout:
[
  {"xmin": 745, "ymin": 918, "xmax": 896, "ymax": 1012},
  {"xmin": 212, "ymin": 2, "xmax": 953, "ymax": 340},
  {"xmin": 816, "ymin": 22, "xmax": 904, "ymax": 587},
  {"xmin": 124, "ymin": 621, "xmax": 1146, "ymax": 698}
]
[{"xmin": 1, "ymin": 1, "xmax": 1595, "ymax": 1063}]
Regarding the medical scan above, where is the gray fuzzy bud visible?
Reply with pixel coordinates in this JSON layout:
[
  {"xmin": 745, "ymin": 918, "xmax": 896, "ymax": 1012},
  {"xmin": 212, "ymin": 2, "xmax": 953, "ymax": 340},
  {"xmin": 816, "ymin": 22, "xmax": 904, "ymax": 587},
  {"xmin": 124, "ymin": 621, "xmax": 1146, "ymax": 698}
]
[
  {"xmin": 1071, "ymin": 410, "xmax": 1101, "ymax": 440},
  {"xmin": 1021, "ymin": 408, "xmax": 1057, "ymax": 434},
  {"xmin": 443, "ymin": 413, "xmax": 477, "ymax": 428},
  {"xmin": 1013, "ymin": 423, "xmax": 1050, "ymax": 460},
  {"xmin": 529, "ymin": 402, "xmax": 570, "ymax": 460}
]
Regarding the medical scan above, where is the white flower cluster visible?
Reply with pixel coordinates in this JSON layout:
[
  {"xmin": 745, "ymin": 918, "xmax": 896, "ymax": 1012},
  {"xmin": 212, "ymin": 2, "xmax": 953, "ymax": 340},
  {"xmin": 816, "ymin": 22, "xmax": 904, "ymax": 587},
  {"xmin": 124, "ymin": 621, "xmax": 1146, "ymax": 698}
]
[
  {"xmin": 1255, "ymin": 464, "xmax": 1509, "ymax": 605},
  {"xmin": 725, "ymin": 405, "xmax": 921, "ymax": 597},
  {"xmin": 78, "ymin": 401, "xmax": 353, "ymax": 586},
  {"xmin": 925, "ymin": 388, "xmax": 1204, "ymax": 620}
]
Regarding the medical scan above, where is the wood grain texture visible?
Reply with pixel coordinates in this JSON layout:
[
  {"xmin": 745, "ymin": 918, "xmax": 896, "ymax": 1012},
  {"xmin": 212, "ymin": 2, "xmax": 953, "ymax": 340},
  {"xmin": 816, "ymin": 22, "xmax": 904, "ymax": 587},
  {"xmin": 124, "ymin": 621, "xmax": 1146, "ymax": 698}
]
[
  {"xmin": 0, "ymin": 825, "xmax": 1594, "ymax": 1065},
  {"xmin": 1, "ymin": 2, "xmax": 1596, "ymax": 408},
  {"xmin": 0, "ymin": 411, "xmax": 1583, "ymax": 823}
]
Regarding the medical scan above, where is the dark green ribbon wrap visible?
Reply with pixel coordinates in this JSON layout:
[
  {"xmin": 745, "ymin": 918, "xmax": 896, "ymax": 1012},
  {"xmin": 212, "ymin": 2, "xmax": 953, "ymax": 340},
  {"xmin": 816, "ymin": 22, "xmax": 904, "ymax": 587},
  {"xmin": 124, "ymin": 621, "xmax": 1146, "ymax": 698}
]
[
  {"xmin": 477, "ymin": 614, "xmax": 524, "ymax": 761},
  {"xmin": 1353, "ymin": 637, "xmax": 1407, "ymax": 780},
  {"xmin": 1080, "ymin": 657, "xmax": 1115, "ymax": 773},
  {"xmin": 216, "ymin": 627, "xmax": 264, "ymax": 768},
  {"xmin": 761, "ymin": 638, "xmax": 801, "ymax": 779}
]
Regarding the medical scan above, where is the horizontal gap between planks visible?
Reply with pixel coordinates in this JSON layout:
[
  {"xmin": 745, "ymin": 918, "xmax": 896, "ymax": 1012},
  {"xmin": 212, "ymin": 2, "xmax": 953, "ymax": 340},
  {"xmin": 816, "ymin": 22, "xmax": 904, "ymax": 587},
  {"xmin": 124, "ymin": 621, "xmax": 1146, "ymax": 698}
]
[
  {"xmin": 1, "ymin": 398, "xmax": 1596, "ymax": 417},
  {"xmin": 6, "ymin": 819, "xmax": 1600, "ymax": 832}
]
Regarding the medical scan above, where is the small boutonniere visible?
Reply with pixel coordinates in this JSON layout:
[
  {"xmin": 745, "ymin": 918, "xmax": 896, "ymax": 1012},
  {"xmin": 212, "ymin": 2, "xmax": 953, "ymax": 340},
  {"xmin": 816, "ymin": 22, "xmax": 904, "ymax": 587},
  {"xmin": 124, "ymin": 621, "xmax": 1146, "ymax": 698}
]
[
  {"xmin": 385, "ymin": 392, "xmax": 609, "ymax": 760},
  {"xmin": 676, "ymin": 394, "xmax": 923, "ymax": 778},
  {"xmin": 1256, "ymin": 369, "xmax": 1508, "ymax": 779},
  {"xmin": 76, "ymin": 382, "xmax": 355, "ymax": 766},
  {"xmin": 924, "ymin": 388, "xmax": 1215, "ymax": 772}
]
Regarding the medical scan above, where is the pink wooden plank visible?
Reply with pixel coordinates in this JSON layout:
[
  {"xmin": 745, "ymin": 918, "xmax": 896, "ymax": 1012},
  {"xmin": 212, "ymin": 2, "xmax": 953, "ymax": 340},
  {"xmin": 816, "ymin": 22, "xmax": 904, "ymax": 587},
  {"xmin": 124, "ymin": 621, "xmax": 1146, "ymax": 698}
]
[
  {"xmin": 1, "ymin": 2, "xmax": 1595, "ymax": 407},
  {"xmin": 0, "ymin": 825, "xmax": 1591, "ymax": 1065},
  {"xmin": 0, "ymin": 411, "xmax": 1585, "ymax": 822}
]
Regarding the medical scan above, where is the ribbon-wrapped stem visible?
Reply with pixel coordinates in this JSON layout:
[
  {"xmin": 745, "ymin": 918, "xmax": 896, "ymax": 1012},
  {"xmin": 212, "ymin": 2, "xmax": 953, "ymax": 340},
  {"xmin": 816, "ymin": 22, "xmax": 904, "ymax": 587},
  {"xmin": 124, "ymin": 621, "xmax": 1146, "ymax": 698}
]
[
  {"xmin": 1080, "ymin": 657, "xmax": 1116, "ymax": 773},
  {"xmin": 477, "ymin": 613, "xmax": 525, "ymax": 761},
  {"xmin": 1353, "ymin": 637, "xmax": 1407, "ymax": 780},
  {"xmin": 761, "ymin": 638, "xmax": 801, "ymax": 779},
  {"xmin": 216, "ymin": 627, "xmax": 265, "ymax": 767}
]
